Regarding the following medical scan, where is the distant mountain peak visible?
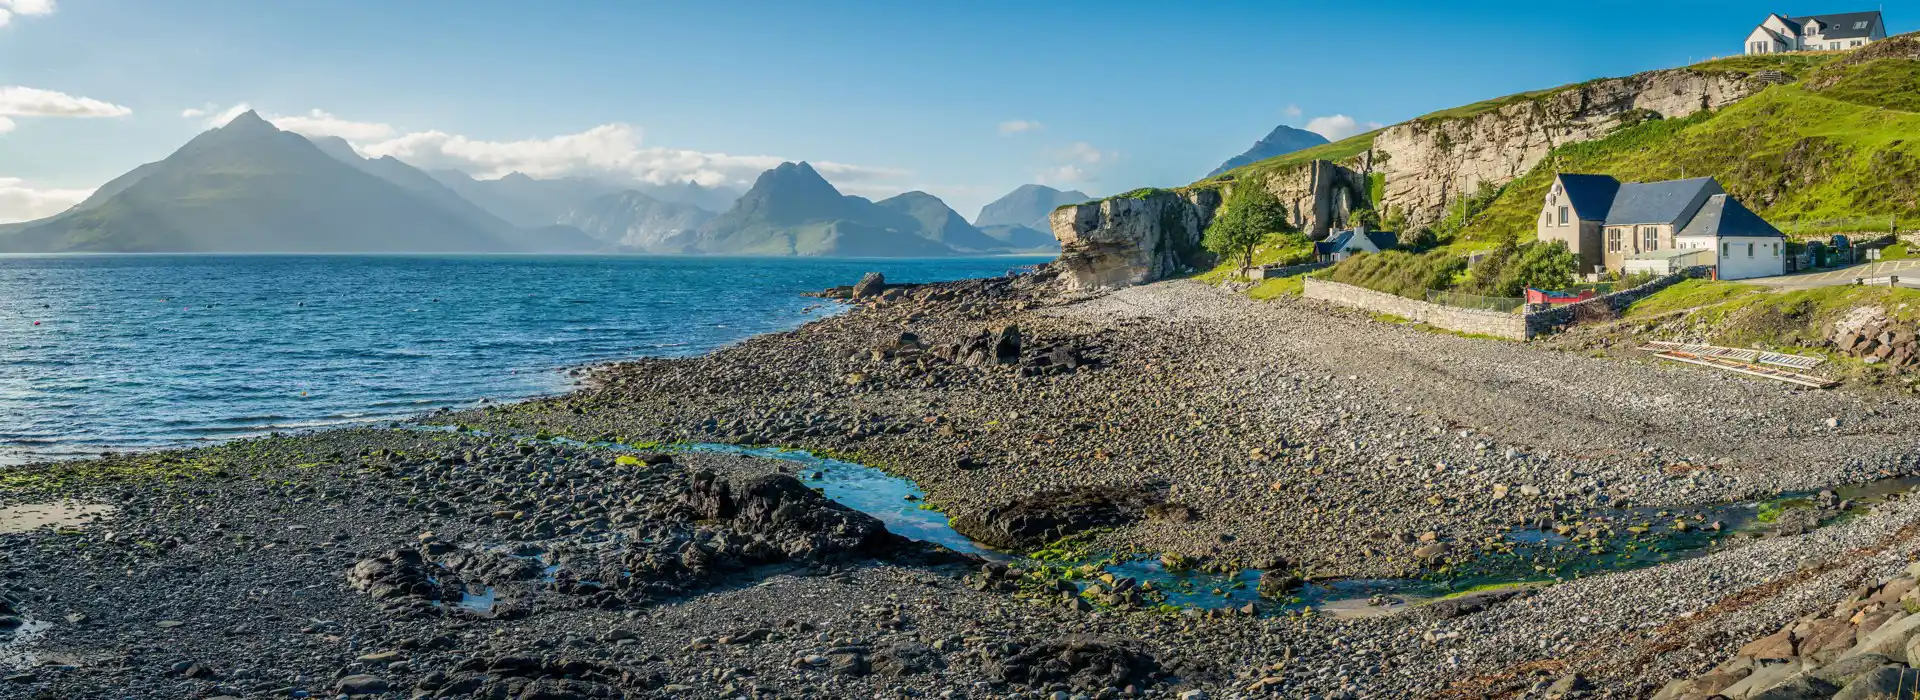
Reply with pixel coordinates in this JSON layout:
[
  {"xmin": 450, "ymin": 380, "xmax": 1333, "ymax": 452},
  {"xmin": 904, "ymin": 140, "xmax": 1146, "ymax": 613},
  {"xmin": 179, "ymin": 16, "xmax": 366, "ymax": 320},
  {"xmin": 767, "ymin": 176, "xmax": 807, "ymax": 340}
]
[
  {"xmin": 222, "ymin": 109, "xmax": 275, "ymax": 132},
  {"xmin": 974, "ymin": 184, "xmax": 1091, "ymax": 229},
  {"xmin": 1206, "ymin": 123, "xmax": 1330, "ymax": 178}
]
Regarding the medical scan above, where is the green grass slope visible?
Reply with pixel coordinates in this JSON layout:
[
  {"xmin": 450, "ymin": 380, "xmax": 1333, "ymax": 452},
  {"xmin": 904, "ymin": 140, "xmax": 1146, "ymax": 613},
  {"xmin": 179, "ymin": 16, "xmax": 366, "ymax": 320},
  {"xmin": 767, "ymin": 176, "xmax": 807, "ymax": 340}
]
[{"xmin": 1450, "ymin": 63, "xmax": 1920, "ymax": 246}]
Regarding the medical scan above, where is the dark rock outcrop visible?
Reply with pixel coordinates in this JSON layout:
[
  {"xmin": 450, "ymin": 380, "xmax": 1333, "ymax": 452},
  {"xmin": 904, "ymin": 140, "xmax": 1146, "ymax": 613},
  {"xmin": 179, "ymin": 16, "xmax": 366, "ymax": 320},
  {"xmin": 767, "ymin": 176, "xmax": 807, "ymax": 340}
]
[
  {"xmin": 949, "ymin": 484, "xmax": 1162, "ymax": 550},
  {"xmin": 984, "ymin": 637, "xmax": 1163, "ymax": 691}
]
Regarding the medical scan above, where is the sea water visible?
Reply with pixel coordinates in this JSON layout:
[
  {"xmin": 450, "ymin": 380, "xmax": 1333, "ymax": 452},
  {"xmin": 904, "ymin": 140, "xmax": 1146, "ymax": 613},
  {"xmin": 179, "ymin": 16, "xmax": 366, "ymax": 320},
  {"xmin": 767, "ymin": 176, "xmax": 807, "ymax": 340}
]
[{"xmin": 0, "ymin": 253, "xmax": 1049, "ymax": 464}]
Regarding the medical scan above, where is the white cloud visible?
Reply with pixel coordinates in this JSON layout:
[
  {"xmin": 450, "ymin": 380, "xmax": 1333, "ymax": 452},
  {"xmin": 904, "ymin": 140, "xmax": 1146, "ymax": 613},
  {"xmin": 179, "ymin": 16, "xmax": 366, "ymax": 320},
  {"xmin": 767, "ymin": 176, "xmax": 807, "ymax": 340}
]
[
  {"xmin": 1303, "ymin": 114, "xmax": 1383, "ymax": 141},
  {"xmin": 181, "ymin": 103, "xmax": 910, "ymax": 190},
  {"xmin": 1036, "ymin": 164, "xmax": 1089, "ymax": 185},
  {"xmin": 270, "ymin": 109, "xmax": 396, "ymax": 141},
  {"xmin": 998, "ymin": 120, "xmax": 1042, "ymax": 135},
  {"xmin": 0, "ymin": 86, "xmax": 132, "ymax": 119},
  {"xmin": 0, "ymin": 0, "xmax": 55, "ymax": 29},
  {"xmin": 0, "ymin": 177, "xmax": 91, "ymax": 223},
  {"xmin": 1282, "ymin": 104, "xmax": 1303, "ymax": 119},
  {"xmin": 1034, "ymin": 141, "xmax": 1116, "ymax": 186},
  {"xmin": 0, "ymin": 86, "xmax": 130, "ymax": 135},
  {"xmin": 356, "ymin": 121, "xmax": 909, "ymax": 188},
  {"xmin": 2, "ymin": 0, "xmax": 54, "ymax": 15},
  {"xmin": 1060, "ymin": 141, "xmax": 1111, "ymax": 165}
]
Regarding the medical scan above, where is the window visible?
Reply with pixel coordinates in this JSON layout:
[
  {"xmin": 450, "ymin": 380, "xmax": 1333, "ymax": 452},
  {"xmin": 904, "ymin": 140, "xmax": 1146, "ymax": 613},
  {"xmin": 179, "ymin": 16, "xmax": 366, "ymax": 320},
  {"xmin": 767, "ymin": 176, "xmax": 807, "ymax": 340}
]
[
  {"xmin": 1772, "ymin": 243, "xmax": 1780, "ymax": 257},
  {"xmin": 1855, "ymin": 21, "xmax": 1869, "ymax": 29},
  {"xmin": 1558, "ymin": 207, "xmax": 1568, "ymax": 226},
  {"xmin": 1852, "ymin": 40, "xmax": 1864, "ymax": 48},
  {"xmin": 1607, "ymin": 229, "xmax": 1622, "ymax": 253},
  {"xmin": 1641, "ymin": 226, "xmax": 1659, "ymax": 251},
  {"xmin": 1723, "ymin": 242, "xmax": 1730, "ymax": 256},
  {"xmin": 1748, "ymin": 242, "xmax": 1755, "ymax": 257}
]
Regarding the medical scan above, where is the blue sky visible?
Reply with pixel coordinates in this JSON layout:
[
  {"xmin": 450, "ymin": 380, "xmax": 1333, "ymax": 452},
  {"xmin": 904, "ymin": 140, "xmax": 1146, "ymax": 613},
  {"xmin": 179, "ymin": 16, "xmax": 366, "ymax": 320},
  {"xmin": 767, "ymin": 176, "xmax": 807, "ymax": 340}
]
[{"xmin": 0, "ymin": 0, "xmax": 1913, "ymax": 222}]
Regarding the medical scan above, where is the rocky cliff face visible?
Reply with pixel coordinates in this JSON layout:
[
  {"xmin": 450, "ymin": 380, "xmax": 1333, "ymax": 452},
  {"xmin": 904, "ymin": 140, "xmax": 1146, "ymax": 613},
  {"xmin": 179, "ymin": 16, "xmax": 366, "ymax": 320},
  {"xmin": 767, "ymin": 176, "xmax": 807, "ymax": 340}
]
[
  {"xmin": 1050, "ymin": 189, "xmax": 1222, "ymax": 289},
  {"xmin": 1051, "ymin": 67, "xmax": 1771, "ymax": 288},
  {"xmin": 1374, "ymin": 68, "xmax": 1763, "ymax": 226},
  {"xmin": 1260, "ymin": 158, "xmax": 1371, "ymax": 239}
]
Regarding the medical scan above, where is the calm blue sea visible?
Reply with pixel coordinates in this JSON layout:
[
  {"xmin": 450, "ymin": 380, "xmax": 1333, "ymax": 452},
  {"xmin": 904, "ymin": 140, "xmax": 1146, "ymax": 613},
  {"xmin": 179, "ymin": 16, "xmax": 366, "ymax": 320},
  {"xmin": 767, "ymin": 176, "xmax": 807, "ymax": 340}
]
[{"xmin": 0, "ymin": 254, "xmax": 1050, "ymax": 465}]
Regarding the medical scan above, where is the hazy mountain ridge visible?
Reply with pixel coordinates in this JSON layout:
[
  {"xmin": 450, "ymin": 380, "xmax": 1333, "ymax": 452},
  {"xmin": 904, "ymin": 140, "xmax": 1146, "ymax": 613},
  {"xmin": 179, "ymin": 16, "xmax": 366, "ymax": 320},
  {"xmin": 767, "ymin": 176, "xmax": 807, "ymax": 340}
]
[
  {"xmin": 560, "ymin": 190, "xmax": 717, "ymax": 252},
  {"xmin": 431, "ymin": 170, "xmax": 740, "ymax": 230},
  {"xmin": 0, "ymin": 118, "xmax": 1051, "ymax": 257},
  {"xmin": 669, "ymin": 162, "xmax": 973, "ymax": 257},
  {"xmin": 875, "ymin": 191, "xmax": 1008, "ymax": 252},
  {"xmin": 973, "ymin": 184, "xmax": 1089, "ymax": 233}
]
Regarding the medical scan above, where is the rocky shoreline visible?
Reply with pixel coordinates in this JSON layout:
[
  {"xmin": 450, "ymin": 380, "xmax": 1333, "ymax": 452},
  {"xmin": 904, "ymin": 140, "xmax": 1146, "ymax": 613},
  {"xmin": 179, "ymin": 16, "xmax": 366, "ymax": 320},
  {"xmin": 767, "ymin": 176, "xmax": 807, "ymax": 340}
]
[{"xmin": 5, "ymin": 270, "xmax": 1920, "ymax": 698}]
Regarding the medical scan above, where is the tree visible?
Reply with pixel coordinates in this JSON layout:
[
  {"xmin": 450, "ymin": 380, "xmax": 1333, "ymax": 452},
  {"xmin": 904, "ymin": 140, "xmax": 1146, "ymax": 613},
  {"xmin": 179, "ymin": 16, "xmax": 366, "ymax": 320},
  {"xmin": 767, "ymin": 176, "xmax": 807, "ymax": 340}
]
[
  {"xmin": 1348, "ymin": 207, "xmax": 1381, "ymax": 230},
  {"xmin": 1203, "ymin": 184, "xmax": 1293, "ymax": 272},
  {"xmin": 1500, "ymin": 240, "xmax": 1577, "ymax": 295}
]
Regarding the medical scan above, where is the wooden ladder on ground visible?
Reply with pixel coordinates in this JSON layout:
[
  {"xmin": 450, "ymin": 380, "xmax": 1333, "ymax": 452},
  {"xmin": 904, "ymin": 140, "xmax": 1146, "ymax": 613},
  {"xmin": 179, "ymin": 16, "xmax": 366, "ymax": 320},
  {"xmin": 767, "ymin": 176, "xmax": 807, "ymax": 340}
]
[{"xmin": 1638, "ymin": 342, "xmax": 1837, "ymax": 389}]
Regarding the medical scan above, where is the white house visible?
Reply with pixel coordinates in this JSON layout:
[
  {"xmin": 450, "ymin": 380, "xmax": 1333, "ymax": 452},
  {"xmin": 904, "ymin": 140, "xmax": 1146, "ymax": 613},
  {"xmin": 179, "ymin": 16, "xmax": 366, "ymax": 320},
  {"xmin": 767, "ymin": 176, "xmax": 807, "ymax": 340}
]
[
  {"xmin": 1674, "ymin": 194, "xmax": 1788, "ymax": 280},
  {"xmin": 1537, "ymin": 174, "xmax": 1786, "ymax": 281},
  {"xmin": 1745, "ymin": 11, "xmax": 1886, "ymax": 54},
  {"xmin": 1314, "ymin": 225, "xmax": 1397, "ymax": 263}
]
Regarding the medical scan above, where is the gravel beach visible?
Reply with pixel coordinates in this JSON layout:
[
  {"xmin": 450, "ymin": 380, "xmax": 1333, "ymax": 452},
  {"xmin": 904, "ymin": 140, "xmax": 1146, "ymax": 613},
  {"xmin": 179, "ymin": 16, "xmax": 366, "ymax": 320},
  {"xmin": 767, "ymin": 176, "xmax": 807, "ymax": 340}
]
[{"xmin": 4, "ymin": 272, "xmax": 1920, "ymax": 699}]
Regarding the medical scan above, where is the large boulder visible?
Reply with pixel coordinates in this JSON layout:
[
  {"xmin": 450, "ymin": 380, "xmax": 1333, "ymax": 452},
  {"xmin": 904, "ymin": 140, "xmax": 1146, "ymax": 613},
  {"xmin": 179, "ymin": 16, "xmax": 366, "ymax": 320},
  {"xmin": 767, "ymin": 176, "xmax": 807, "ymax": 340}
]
[
  {"xmin": 681, "ymin": 471, "xmax": 897, "ymax": 559},
  {"xmin": 851, "ymin": 272, "xmax": 886, "ymax": 298},
  {"xmin": 1050, "ymin": 189, "xmax": 1222, "ymax": 289}
]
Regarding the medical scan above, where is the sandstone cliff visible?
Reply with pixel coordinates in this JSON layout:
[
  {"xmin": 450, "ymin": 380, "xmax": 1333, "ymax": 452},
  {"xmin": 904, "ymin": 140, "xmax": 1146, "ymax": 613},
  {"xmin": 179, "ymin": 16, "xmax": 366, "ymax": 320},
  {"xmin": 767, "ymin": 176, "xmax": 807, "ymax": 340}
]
[
  {"xmin": 1051, "ymin": 65, "xmax": 1774, "ymax": 289},
  {"xmin": 1374, "ymin": 68, "xmax": 1764, "ymax": 226},
  {"xmin": 1050, "ymin": 188, "xmax": 1222, "ymax": 289}
]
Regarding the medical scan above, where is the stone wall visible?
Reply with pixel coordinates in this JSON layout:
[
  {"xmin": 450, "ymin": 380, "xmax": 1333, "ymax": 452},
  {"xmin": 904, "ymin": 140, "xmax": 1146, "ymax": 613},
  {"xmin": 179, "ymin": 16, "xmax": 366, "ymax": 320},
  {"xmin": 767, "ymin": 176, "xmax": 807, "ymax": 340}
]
[
  {"xmin": 1302, "ymin": 278, "xmax": 1529, "ymax": 340},
  {"xmin": 1524, "ymin": 268, "xmax": 1704, "ymax": 336},
  {"xmin": 1246, "ymin": 261, "xmax": 1331, "ymax": 280},
  {"xmin": 1306, "ymin": 268, "xmax": 1701, "ymax": 340}
]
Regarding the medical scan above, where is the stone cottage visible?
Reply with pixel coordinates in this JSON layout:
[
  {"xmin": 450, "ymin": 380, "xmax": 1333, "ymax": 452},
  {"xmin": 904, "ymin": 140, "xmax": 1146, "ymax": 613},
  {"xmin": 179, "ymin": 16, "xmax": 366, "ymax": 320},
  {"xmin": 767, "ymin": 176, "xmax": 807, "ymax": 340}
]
[{"xmin": 1537, "ymin": 173, "xmax": 1786, "ymax": 281}]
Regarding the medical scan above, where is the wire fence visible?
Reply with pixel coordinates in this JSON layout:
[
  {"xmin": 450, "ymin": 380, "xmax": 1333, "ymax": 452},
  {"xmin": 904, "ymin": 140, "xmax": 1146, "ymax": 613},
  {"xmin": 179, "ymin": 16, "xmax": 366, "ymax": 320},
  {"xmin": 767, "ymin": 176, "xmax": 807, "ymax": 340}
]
[
  {"xmin": 1565, "ymin": 282, "xmax": 1619, "ymax": 295},
  {"xmin": 1426, "ymin": 290, "xmax": 1525, "ymax": 313},
  {"xmin": 1775, "ymin": 215, "xmax": 1909, "ymax": 237}
]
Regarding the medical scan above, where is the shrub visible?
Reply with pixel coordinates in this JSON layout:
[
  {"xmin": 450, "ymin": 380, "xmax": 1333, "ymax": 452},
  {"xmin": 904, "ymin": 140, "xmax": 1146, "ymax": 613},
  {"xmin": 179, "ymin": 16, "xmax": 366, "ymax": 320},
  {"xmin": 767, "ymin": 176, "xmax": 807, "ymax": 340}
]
[
  {"xmin": 1462, "ymin": 240, "xmax": 1577, "ymax": 297},
  {"xmin": 1324, "ymin": 249, "xmax": 1468, "ymax": 299}
]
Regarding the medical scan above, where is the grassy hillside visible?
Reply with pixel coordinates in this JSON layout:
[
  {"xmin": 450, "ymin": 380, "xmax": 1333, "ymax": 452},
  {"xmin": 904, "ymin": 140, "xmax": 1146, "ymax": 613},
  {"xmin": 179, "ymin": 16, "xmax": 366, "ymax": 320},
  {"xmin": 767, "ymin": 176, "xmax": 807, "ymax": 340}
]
[
  {"xmin": 1193, "ymin": 53, "xmax": 1840, "ymax": 193},
  {"xmin": 1450, "ymin": 77, "xmax": 1920, "ymax": 246}
]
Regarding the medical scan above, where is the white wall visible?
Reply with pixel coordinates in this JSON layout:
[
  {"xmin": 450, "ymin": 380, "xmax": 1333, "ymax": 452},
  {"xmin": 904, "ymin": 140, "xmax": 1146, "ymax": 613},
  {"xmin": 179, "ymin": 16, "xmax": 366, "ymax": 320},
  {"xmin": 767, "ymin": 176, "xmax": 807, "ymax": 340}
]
[{"xmin": 1700, "ymin": 236, "xmax": 1786, "ymax": 280}]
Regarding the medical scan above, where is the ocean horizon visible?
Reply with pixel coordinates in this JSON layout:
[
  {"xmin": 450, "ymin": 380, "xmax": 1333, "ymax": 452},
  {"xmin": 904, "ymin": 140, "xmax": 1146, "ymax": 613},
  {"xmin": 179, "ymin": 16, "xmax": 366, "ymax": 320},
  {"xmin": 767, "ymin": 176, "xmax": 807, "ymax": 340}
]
[{"xmin": 0, "ymin": 253, "xmax": 1051, "ymax": 465}]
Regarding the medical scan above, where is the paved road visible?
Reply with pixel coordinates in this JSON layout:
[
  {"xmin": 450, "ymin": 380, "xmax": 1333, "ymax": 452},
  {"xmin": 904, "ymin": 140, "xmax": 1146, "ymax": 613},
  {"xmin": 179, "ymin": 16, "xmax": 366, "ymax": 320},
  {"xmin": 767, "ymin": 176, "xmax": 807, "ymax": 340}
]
[{"xmin": 1745, "ymin": 259, "xmax": 1920, "ymax": 288}]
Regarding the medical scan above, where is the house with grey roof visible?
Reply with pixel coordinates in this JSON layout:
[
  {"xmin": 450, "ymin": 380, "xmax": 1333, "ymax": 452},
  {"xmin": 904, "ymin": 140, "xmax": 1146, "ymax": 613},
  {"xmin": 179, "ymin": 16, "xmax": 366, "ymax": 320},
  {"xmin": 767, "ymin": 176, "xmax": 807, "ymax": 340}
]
[
  {"xmin": 1314, "ymin": 224, "xmax": 1398, "ymax": 263},
  {"xmin": 1536, "ymin": 174, "xmax": 1786, "ymax": 280},
  {"xmin": 1746, "ymin": 11, "xmax": 1886, "ymax": 54}
]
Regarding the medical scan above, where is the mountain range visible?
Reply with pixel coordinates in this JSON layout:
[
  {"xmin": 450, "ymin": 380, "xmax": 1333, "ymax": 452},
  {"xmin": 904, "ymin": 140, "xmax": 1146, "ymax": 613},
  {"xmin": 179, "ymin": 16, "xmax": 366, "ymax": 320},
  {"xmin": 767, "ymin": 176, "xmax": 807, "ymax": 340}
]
[
  {"xmin": 1205, "ymin": 124, "xmax": 1330, "ymax": 178},
  {"xmin": 0, "ymin": 113, "xmax": 1064, "ymax": 256},
  {"xmin": 0, "ymin": 111, "xmax": 587, "ymax": 253}
]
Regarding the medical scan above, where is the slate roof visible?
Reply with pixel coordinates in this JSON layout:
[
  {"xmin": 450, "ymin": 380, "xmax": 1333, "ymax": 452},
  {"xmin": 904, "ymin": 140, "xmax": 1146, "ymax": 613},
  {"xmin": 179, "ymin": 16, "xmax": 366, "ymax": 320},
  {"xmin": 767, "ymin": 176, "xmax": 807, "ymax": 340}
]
[
  {"xmin": 1780, "ymin": 11, "xmax": 1883, "ymax": 40},
  {"xmin": 1556, "ymin": 174, "xmax": 1621, "ymax": 221},
  {"xmin": 1677, "ymin": 194, "xmax": 1786, "ymax": 239},
  {"xmin": 1315, "ymin": 228, "xmax": 1398, "ymax": 256},
  {"xmin": 1603, "ymin": 177, "xmax": 1724, "ymax": 227}
]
